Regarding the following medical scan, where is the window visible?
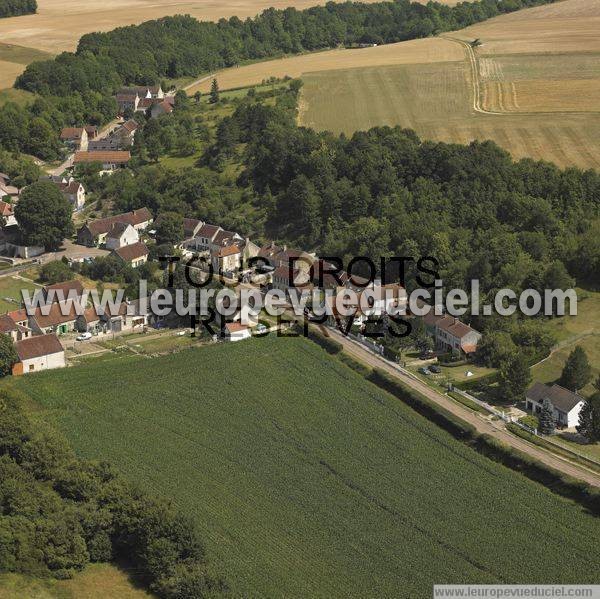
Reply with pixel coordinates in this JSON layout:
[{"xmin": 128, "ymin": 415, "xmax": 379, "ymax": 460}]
[{"xmin": 29, "ymin": 364, "xmax": 34, "ymax": 371}]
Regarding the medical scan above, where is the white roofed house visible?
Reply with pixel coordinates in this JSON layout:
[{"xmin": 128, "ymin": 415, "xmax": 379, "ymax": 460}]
[{"xmin": 526, "ymin": 382, "xmax": 586, "ymax": 429}]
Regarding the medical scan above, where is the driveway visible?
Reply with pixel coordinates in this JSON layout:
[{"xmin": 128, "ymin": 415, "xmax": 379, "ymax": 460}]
[{"xmin": 40, "ymin": 240, "xmax": 109, "ymax": 263}]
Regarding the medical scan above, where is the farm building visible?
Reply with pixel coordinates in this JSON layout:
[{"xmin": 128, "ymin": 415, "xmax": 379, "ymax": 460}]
[
  {"xmin": 12, "ymin": 333, "xmax": 66, "ymax": 375},
  {"xmin": 224, "ymin": 322, "xmax": 251, "ymax": 342}
]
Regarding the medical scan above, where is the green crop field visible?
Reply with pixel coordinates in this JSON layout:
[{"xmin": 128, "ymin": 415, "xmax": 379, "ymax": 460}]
[{"xmin": 11, "ymin": 337, "xmax": 600, "ymax": 597}]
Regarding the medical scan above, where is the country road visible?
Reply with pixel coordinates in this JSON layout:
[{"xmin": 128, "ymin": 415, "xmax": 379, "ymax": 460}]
[{"xmin": 321, "ymin": 325, "xmax": 600, "ymax": 488}]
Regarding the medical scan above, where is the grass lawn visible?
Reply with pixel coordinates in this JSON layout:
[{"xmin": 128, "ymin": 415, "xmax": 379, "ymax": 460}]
[
  {"xmin": 552, "ymin": 433, "xmax": 600, "ymax": 463},
  {"xmin": 0, "ymin": 275, "xmax": 40, "ymax": 313},
  {"xmin": 0, "ymin": 564, "xmax": 152, "ymax": 599},
  {"xmin": 532, "ymin": 289, "xmax": 600, "ymax": 396},
  {"xmin": 10, "ymin": 336, "xmax": 600, "ymax": 597}
]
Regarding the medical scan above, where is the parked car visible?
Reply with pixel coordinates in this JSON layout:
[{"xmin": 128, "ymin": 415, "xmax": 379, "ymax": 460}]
[
  {"xmin": 76, "ymin": 332, "xmax": 92, "ymax": 341},
  {"xmin": 429, "ymin": 364, "xmax": 442, "ymax": 374},
  {"xmin": 418, "ymin": 367, "xmax": 430, "ymax": 375}
]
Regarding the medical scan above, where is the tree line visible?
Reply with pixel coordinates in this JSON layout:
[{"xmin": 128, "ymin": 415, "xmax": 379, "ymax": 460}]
[
  {"xmin": 2, "ymin": 0, "xmax": 557, "ymax": 158},
  {"xmin": 0, "ymin": 388, "xmax": 228, "ymax": 597},
  {"xmin": 0, "ymin": 0, "xmax": 36, "ymax": 18}
]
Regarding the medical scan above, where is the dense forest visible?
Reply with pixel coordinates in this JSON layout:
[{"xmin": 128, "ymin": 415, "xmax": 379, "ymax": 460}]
[
  {"xmin": 0, "ymin": 388, "xmax": 227, "ymax": 597},
  {"xmin": 0, "ymin": 0, "xmax": 36, "ymax": 18},
  {"xmin": 99, "ymin": 89, "xmax": 599, "ymax": 301},
  {"xmin": 2, "ymin": 0, "xmax": 557, "ymax": 158}
]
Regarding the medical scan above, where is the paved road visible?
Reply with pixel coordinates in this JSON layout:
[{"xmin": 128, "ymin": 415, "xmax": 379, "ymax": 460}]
[{"xmin": 322, "ymin": 325, "xmax": 600, "ymax": 488}]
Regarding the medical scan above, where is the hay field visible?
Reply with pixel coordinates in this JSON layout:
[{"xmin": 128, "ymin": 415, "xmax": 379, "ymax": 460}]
[
  {"xmin": 0, "ymin": 42, "xmax": 53, "ymax": 89},
  {"xmin": 187, "ymin": 38, "xmax": 464, "ymax": 94},
  {"xmin": 455, "ymin": 0, "xmax": 600, "ymax": 55},
  {"xmin": 0, "ymin": 0, "xmax": 457, "ymax": 55},
  {"xmin": 299, "ymin": 62, "xmax": 600, "ymax": 170}
]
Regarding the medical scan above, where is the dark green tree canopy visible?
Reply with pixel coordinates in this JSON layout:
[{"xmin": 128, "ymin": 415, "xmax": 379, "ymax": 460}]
[
  {"xmin": 14, "ymin": 182, "xmax": 74, "ymax": 251},
  {"xmin": 559, "ymin": 346, "xmax": 592, "ymax": 392}
]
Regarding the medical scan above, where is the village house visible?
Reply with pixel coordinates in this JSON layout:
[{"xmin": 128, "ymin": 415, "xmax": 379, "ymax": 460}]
[
  {"xmin": 77, "ymin": 208, "xmax": 153, "ymax": 247},
  {"xmin": 43, "ymin": 280, "xmax": 85, "ymax": 305},
  {"xmin": 212, "ymin": 244, "xmax": 242, "ymax": 274},
  {"xmin": 224, "ymin": 322, "xmax": 251, "ymax": 342},
  {"xmin": 0, "ymin": 313, "xmax": 32, "ymax": 342},
  {"xmin": 0, "ymin": 173, "xmax": 19, "ymax": 202},
  {"xmin": 73, "ymin": 150, "xmax": 131, "ymax": 171},
  {"xmin": 60, "ymin": 127, "xmax": 88, "ymax": 151},
  {"xmin": 112, "ymin": 241, "xmax": 149, "ymax": 267},
  {"xmin": 0, "ymin": 200, "xmax": 17, "ymax": 227},
  {"xmin": 150, "ymin": 99, "xmax": 175, "ymax": 119},
  {"xmin": 88, "ymin": 119, "xmax": 139, "ymax": 151},
  {"xmin": 116, "ymin": 85, "xmax": 165, "ymax": 114},
  {"xmin": 423, "ymin": 312, "xmax": 481, "ymax": 356},
  {"xmin": 28, "ymin": 300, "xmax": 85, "ymax": 336},
  {"xmin": 49, "ymin": 176, "xmax": 86, "ymax": 211},
  {"xmin": 258, "ymin": 242, "xmax": 316, "ymax": 275},
  {"xmin": 106, "ymin": 222, "xmax": 139, "ymax": 250},
  {"xmin": 12, "ymin": 333, "xmax": 65, "ymax": 375},
  {"xmin": 525, "ymin": 382, "xmax": 586, "ymax": 429}
]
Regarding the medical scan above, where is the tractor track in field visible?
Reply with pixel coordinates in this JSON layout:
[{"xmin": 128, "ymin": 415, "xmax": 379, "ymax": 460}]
[{"xmin": 441, "ymin": 35, "xmax": 600, "ymax": 117}]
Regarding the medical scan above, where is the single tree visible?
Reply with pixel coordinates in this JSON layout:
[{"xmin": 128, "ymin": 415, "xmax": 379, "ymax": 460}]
[
  {"xmin": 194, "ymin": 91, "xmax": 202, "ymax": 104},
  {"xmin": 559, "ymin": 346, "xmax": 592, "ymax": 392},
  {"xmin": 538, "ymin": 398, "xmax": 555, "ymax": 435},
  {"xmin": 0, "ymin": 333, "xmax": 18, "ymax": 377},
  {"xmin": 156, "ymin": 212, "xmax": 184, "ymax": 246},
  {"xmin": 15, "ymin": 181, "xmax": 74, "ymax": 250},
  {"xmin": 577, "ymin": 393, "xmax": 600, "ymax": 443},
  {"xmin": 38, "ymin": 259, "xmax": 72, "ymax": 284},
  {"xmin": 498, "ymin": 353, "xmax": 532, "ymax": 402},
  {"xmin": 209, "ymin": 78, "xmax": 220, "ymax": 104}
]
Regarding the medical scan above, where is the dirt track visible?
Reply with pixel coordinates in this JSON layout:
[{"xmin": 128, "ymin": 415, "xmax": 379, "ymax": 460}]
[{"xmin": 323, "ymin": 326, "xmax": 600, "ymax": 488}]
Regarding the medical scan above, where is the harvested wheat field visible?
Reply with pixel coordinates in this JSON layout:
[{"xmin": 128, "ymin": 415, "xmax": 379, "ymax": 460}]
[
  {"xmin": 294, "ymin": 0, "xmax": 600, "ymax": 169},
  {"xmin": 0, "ymin": 60, "xmax": 29, "ymax": 90},
  {"xmin": 188, "ymin": 38, "xmax": 464, "ymax": 94},
  {"xmin": 0, "ymin": 0, "xmax": 456, "ymax": 55},
  {"xmin": 0, "ymin": 43, "xmax": 53, "ymax": 89},
  {"xmin": 299, "ymin": 62, "xmax": 600, "ymax": 170}
]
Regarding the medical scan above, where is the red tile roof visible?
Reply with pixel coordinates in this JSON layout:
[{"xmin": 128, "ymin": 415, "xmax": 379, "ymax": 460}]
[
  {"xmin": 0, "ymin": 314, "xmax": 18, "ymax": 333},
  {"xmin": 113, "ymin": 241, "xmax": 149, "ymax": 263},
  {"xmin": 16, "ymin": 334, "xmax": 63, "ymax": 361},
  {"xmin": 217, "ymin": 244, "xmax": 241, "ymax": 258},
  {"xmin": 73, "ymin": 151, "xmax": 130, "ymax": 164},
  {"xmin": 60, "ymin": 127, "xmax": 84, "ymax": 140},
  {"xmin": 82, "ymin": 208, "xmax": 152, "ymax": 237},
  {"xmin": 0, "ymin": 201, "xmax": 14, "ymax": 217}
]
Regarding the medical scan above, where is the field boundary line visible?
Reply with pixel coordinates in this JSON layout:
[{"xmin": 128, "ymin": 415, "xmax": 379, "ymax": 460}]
[{"xmin": 440, "ymin": 35, "xmax": 600, "ymax": 117}]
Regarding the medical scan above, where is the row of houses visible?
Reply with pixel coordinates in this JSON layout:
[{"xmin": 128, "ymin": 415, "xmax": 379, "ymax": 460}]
[{"xmin": 0, "ymin": 278, "xmax": 157, "ymax": 375}]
